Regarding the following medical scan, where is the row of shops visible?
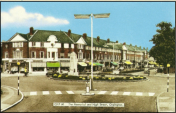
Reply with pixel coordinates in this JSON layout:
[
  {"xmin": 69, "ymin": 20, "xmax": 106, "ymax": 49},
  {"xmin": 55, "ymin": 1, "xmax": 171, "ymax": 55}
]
[{"xmin": 2, "ymin": 58, "xmax": 144, "ymax": 74}]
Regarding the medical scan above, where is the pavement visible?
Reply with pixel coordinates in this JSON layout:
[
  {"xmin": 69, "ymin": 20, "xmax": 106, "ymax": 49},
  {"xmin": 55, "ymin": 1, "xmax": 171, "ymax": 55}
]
[
  {"xmin": 1, "ymin": 85, "xmax": 23, "ymax": 112},
  {"xmin": 1, "ymin": 71, "xmax": 175, "ymax": 112}
]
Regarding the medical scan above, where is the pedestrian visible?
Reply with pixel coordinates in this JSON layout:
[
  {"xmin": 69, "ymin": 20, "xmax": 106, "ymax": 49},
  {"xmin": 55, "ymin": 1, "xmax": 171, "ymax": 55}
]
[{"xmin": 24, "ymin": 68, "xmax": 28, "ymax": 77}]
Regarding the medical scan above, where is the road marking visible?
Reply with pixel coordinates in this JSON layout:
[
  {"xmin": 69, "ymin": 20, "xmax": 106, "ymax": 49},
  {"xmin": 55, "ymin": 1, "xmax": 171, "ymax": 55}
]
[
  {"xmin": 66, "ymin": 91, "xmax": 74, "ymax": 94},
  {"xmin": 55, "ymin": 91, "xmax": 62, "ymax": 94},
  {"xmin": 136, "ymin": 92, "xmax": 143, "ymax": 96},
  {"xmin": 30, "ymin": 92, "xmax": 37, "ymax": 95},
  {"xmin": 43, "ymin": 91, "xmax": 49, "ymax": 95},
  {"xmin": 149, "ymin": 93, "xmax": 155, "ymax": 96},
  {"xmin": 110, "ymin": 91, "xmax": 118, "ymax": 95},
  {"xmin": 98, "ymin": 91, "xmax": 107, "ymax": 94},
  {"xmin": 123, "ymin": 92, "xmax": 131, "ymax": 95}
]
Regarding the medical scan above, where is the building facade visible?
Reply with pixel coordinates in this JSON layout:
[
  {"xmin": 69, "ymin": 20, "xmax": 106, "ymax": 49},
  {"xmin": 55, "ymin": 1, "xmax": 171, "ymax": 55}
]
[{"xmin": 1, "ymin": 27, "xmax": 149, "ymax": 74}]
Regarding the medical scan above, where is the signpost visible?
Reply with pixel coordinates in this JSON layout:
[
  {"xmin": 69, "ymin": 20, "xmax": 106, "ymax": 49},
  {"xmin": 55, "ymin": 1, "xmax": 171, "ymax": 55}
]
[
  {"xmin": 17, "ymin": 61, "xmax": 20, "ymax": 95},
  {"xmin": 167, "ymin": 64, "xmax": 170, "ymax": 92}
]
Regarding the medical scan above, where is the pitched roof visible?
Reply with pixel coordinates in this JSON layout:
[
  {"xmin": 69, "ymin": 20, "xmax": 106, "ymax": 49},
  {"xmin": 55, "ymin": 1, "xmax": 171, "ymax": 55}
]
[
  {"xmin": 14, "ymin": 28, "xmax": 148, "ymax": 51},
  {"xmin": 29, "ymin": 30, "xmax": 74, "ymax": 43}
]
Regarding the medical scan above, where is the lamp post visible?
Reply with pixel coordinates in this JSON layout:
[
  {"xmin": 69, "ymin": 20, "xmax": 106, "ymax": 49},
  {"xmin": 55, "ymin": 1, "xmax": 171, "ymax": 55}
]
[{"xmin": 74, "ymin": 13, "xmax": 110, "ymax": 90}]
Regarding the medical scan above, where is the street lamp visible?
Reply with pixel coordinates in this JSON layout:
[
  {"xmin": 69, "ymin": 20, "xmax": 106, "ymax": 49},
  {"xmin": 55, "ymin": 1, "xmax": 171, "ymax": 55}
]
[{"xmin": 74, "ymin": 13, "xmax": 110, "ymax": 90}]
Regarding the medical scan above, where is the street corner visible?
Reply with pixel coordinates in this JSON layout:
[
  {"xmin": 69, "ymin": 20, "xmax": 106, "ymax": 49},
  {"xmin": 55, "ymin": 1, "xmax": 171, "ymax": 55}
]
[{"xmin": 1, "ymin": 85, "xmax": 24, "ymax": 112}]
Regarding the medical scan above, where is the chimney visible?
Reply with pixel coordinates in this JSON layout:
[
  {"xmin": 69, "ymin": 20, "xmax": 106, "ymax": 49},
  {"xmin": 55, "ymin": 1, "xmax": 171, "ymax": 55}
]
[
  {"xmin": 97, "ymin": 36, "xmax": 100, "ymax": 42},
  {"xmin": 107, "ymin": 38, "xmax": 110, "ymax": 43},
  {"xmin": 116, "ymin": 40, "xmax": 118, "ymax": 43},
  {"xmin": 68, "ymin": 29, "xmax": 71, "ymax": 37},
  {"xmin": 123, "ymin": 42, "xmax": 126, "ymax": 45},
  {"xmin": 30, "ymin": 27, "xmax": 34, "ymax": 35},
  {"xmin": 83, "ymin": 33, "xmax": 87, "ymax": 40}
]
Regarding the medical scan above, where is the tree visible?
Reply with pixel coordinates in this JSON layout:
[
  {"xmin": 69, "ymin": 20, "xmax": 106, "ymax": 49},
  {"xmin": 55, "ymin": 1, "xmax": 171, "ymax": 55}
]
[{"xmin": 149, "ymin": 21, "xmax": 175, "ymax": 68}]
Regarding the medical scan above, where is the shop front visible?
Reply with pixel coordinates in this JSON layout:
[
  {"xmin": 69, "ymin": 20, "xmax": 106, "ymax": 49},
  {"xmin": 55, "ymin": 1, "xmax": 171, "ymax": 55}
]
[
  {"xmin": 31, "ymin": 61, "xmax": 46, "ymax": 74},
  {"xmin": 46, "ymin": 62, "xmax": 60, "ymax": 73}
]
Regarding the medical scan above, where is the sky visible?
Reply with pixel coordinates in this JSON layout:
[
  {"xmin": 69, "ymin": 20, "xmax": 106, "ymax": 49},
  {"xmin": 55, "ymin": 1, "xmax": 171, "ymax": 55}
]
[{"xmin": 1, "ymin": 2, "xmax": 175, "ymax": 50}]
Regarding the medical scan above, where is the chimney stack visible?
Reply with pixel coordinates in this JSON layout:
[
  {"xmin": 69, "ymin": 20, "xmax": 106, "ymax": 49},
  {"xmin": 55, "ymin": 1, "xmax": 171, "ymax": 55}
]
[
  {"xmin": 30, "ymin": 27, "xmax": 34, "ymax": 35},
  {"xmin": 107, "ymin": 38, "xmax": 110, "ymax": 43},
  {"xmin": 116, "ymin": 40, "xmax": 118, "ymax": 43},
  {"xmin": 123, "ymin": 42, "xmax": 126, "ymax": 45},
  {"xmin": 68, "ymin": 29, "xmax": 71, "ymax": 37},
  {"xmin": 83, "ymin": 33, "xmax": 87, "ymax": 40},
  {"xmin": 97, "ymin": 36, "xmax": 100, "ymax": 42}
]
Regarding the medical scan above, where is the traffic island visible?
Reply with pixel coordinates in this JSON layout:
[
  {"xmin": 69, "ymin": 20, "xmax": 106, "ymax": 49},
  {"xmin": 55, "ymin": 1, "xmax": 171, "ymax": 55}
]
[{"xmin": 51, "ymin": 74, "xmax": 147, "ymax": 82}]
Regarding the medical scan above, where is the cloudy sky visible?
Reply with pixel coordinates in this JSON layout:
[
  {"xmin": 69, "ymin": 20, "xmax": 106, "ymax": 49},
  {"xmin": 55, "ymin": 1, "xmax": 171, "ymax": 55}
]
[{"xmin": 1, "ymin": 2, "xmax": 175, "ymax": 50}]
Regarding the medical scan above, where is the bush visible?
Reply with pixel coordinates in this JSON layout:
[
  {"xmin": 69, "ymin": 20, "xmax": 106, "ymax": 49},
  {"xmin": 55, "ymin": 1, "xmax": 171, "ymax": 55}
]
[
  {"xmin": 53, "ymin": 74, "xmax": 58, "ymax": 78},
  {"xmin": 129, "ymin": 77, "xmax": 133, "ymax": 80},
  {"xmin": 58, "ymin": 74, "xmax": 62, "ymax": 78},
  {"xmin": 108, "ymin": 77, "xmax": 112, "ymax": 80}
]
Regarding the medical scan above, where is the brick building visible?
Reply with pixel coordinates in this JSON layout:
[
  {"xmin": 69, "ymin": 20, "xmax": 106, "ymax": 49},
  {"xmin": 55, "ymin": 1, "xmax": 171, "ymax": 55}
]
[{"xmin": 1, "ymin": 27, "xmax": 149, "ymax": 74}]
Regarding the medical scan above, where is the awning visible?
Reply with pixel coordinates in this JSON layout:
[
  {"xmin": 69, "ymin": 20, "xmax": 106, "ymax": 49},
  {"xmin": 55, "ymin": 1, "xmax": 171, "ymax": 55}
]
[
  {"xmin": 47, "ymin": 62, "xmax": 60, "ymax": 67},
  {"xmin": 94, "ymin": 62, "xmax": 103, "ymax": 66},
  {"xmin": 125, "ymin": 61, "xmax": 133, "ymax": 65},
  {"xmin": 89, "ymin": 62, "xmax": 96, "ymax": 66},
  {"xmin": 111, "ymin": 62, "xmax": 118, "ymax": 65},
  {"xmin": 78, "ymin": 62, "xmax": 87, "ymax": 67},
  {"xmin": 31, "ymin": 62, "xmax": 46, "ymax": 67}
]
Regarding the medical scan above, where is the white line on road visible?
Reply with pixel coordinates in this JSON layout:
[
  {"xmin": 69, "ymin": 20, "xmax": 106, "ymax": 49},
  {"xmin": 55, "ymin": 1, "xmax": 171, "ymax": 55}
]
[
  {"xmin": 66, "ymin": 91, "xmax": 74, "ymax": 94},
  {"xmin": 149, "ymin": 93, "xmax": 155, "ymax": 96},
  {"xmin": 110, "ymin": 91, "xmax": 118, "ymax": 95},
  {"xmin": 123, "ymin": 92, "xmax": 131, "ymax": 95},
  {"xmin": 54, "ymin": 91, "xmax": 62, "ymax": 94},
  {"xmin": 43, "ymin": 91, "xmax": 49, "ymax": 95},
  {"xmin": 30, "ymin": 92, "xmax": 37, "ymax": 95},
  {"xmin": 136, "ymin": 92, "xmax": 143, "ymax": 96},
  {"xmin": 98, "ymin": 91, "xmax": 107, "ymax": 94}
]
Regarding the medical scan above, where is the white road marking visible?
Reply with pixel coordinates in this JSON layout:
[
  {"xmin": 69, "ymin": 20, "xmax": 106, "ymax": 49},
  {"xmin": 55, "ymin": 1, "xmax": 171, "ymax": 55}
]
[
  {"xmin": 136, "ymin": 92, "xmax": 143, "ymax": 96},
  {"xmin": 123, "ymin": 92, "xmax": 131, "ymax": 95},
  {"xmin": 43, "ymin": 91, "xmax": 49, "ymax": 95},
  {"xmin": 149, "ymin": 93, "xmax": 155, "ymax": 96},
  {"xmin": 54, "ymin": 91, "xmax": 62, "ymax": 94},
  {"xmin": 30, "ymin": 92, "xmax": 37, "ymax": 95},
  {"xmin": 98, "ymin": 91, "xmax": 107, "ymax": 94},
  {"xmin": 66, "ymin": 91, "xmax": 74, "ymax": 94},
  {"xmin": 110, "ymin": 91, "xmax": 118, "ymax": 95}
]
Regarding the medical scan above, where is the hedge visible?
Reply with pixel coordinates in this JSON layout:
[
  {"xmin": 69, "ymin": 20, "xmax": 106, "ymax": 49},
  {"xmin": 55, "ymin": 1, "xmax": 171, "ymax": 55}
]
[{"xmin": 53, "ymin": 75, "xmax": 147, "ymax": 81}]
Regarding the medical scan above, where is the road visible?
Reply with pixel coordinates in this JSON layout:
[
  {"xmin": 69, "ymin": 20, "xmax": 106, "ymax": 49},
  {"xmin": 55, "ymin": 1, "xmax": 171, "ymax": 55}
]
[{"xmin": 1, "ymin": 72, "xmax": 175, "ymax": 112}]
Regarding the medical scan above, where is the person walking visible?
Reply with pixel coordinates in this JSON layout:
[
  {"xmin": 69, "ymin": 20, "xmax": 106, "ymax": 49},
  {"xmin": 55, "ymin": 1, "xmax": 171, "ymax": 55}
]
[{"xmin": 24, "ymin": 68, "xmax": 28, "ymax": 77}]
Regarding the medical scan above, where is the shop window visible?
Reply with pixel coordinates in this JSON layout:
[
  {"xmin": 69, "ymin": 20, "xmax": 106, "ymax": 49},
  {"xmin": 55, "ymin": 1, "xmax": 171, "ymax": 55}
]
[{"xmin": 33, "ymin": 67, "xmax": 44, "ymax": 71}]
